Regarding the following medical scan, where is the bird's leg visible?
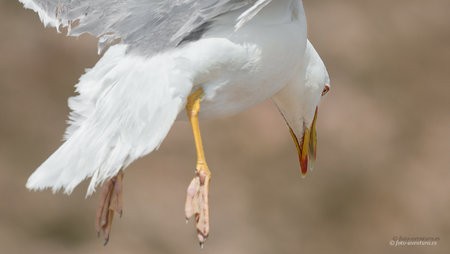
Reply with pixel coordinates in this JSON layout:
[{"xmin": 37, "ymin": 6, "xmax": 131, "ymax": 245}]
[
  {"xmin": 184, "ymin": 88, "xmax": 211, "ymax": 246},
  {"xmin": 95, "ymin": 171, "xmax": 124, "ymax": 245}
]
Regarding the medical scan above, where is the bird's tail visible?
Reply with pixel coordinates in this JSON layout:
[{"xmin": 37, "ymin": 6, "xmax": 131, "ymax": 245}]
[{"xmin": 26, "ymin": 45, "xmax": 193, "ymax": 196}]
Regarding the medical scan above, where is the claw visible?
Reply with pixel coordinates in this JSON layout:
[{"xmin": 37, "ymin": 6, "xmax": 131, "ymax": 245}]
[
  {"xmin": 185, "ymin": 175, "xmax": 200, "ymax": 220},
  {"xmin": 95, "ymin": 171, "xmax": 124, "ymax": 245},
  {"xmin": 185, "ymin": 169, "xmax": 211, "ymax": 246}
]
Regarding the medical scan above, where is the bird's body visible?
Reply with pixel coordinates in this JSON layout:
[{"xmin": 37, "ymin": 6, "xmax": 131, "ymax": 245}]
[
  {"xmin": 18, "ymin": 0, "xmax": 330, "ymax": 245},
  {"xmin": 182, "ymin": 0, "xmax": 307, "ymax": 118},
  {"xmin": 24, "ymin": 0, "xmax": 308, "ymax": 194}
]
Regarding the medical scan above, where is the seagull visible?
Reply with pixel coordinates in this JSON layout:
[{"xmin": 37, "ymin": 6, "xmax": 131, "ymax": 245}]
[{"xmin": 18, "ymin": 0, "xmax": 330, "ymax": 246}]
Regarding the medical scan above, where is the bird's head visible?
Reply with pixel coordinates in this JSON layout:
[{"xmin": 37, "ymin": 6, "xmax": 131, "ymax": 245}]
[{"xmin": 272, "ymin": 41, "xmax": 330, "ymax": 176}]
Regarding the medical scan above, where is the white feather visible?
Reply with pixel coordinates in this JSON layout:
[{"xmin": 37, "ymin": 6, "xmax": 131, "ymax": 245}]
[
  {"xmin": 272, "ymin": 40, "xmax": 329, "ymax": 137},
  {"xmin": 19, "ymin": 0, "xmax": 60, "ymax": 28},
  {"xmin": 23, "ymin": 0, "xmax": 308, "ymax": 196},
  {"xmin": 26, "ymin": 38, "xmax": 266, "ymax": 196},
  {"xmin": 27, "ymin": 45, "xmax": 194, "ymax": 195}
]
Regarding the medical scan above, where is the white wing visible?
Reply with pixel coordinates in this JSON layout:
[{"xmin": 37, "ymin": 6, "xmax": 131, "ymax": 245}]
[
  {"xmin": 19, "ymin": 0, "xmax": 272, "ymax": 55},
  {"xmin": 26, "ymin": 38, "xmax": 257, "ymax": 195},
  {"xmin": 27, "ymin": 45, "xmax": 193, "ymax": 195}
]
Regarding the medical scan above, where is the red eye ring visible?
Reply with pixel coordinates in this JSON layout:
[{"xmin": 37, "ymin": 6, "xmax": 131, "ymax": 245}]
[{"xmin": 322, "ymin": 84, "xmax": 330, "ymax": 96}]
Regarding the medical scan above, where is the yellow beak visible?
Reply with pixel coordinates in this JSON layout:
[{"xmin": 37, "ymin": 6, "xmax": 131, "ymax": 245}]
[{"xmin": 289, "ymin": 107, "xmax": 318, "ymax": 177}]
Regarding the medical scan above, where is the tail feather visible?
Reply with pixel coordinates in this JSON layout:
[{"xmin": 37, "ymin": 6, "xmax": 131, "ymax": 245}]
[{"xmin": 26, "ymin": 45, "xmax": 193, "ymax": 196}]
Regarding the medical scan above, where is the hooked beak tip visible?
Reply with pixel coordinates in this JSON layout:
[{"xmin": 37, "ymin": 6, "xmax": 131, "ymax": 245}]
[
  {"xmin": 288, "ymin": 107, "xmax": 319, "ymax": 177},
  {"xmin": 300, "ymin": 155, "xmax": 308, "ymax": 177},
  {"xmin": 289, "ymin": 126, "xmax": 311, "ymax": 176}
]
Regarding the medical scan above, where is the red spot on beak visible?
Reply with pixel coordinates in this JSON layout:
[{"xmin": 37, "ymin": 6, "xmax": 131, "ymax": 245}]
[{"xmin": 300, "ymin": 152, "xmax": 308, "ymax": 176}]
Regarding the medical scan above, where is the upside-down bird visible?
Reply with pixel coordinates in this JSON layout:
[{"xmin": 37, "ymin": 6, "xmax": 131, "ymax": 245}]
[{"xmin": 18, "ymin": 0, "xmax": 330, "ymax": 246}]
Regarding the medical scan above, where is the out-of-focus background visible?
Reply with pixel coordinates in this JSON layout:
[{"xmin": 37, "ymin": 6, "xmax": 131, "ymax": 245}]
[{"xmin": 1, "ymin": 0, "xmax": 449, "ymax": 253}]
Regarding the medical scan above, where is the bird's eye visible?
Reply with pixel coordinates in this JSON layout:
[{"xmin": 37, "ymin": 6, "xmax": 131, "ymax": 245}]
[{"xmin": 322, "ymin": 84, "xmax": 330, "ymax": 96}]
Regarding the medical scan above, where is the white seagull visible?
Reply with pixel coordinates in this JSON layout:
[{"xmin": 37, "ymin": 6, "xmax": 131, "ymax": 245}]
[{"xmin": 18, "ymin": 0, "xmax": 330, "ymax": 245}]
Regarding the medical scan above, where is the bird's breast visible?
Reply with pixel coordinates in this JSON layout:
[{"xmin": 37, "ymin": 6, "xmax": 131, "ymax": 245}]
[{"xmin": 197, "ymin": 3, "xmax": 307, "ymax": 119}]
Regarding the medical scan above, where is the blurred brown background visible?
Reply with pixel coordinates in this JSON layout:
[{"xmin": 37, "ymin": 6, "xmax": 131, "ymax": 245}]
[{"xmin": 1, "ymin": 0, "xmax": 450, "ymax": 253}]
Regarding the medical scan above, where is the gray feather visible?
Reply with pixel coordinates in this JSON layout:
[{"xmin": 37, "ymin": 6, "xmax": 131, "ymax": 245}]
[{"xmin": 19, "ymin": 0, "xmax": 272, "ymax": 55}]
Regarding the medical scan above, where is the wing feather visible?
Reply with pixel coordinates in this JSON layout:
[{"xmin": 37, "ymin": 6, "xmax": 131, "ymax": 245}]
[
  {"xmin": 235, "ymin": 0, "xmax": 272, "ymax": 30},
  {"xmin": 26, "ymin": 38, "xmax": 258, "ymax": 195},
  {"xmin": 18, "ymin": 0, "xmax": 272, "ymax": 55},
  {"xmin": 26, "ymin": 44, "xmax": 194, "ymax": 195}
]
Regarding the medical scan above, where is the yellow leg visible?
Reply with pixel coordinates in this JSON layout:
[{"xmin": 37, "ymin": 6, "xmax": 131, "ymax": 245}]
[
  {"xmin": 186, "ymin": 88, "xmax": 211, "ymax": 176},
  {"xmin": 184, "ymin": 88, "xmax": 211, "ymax": 246}
]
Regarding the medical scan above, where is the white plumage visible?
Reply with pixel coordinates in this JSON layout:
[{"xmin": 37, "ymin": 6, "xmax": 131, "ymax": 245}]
[
  {"xmin": 19, "ymin": 0, "xmax": 332, "ymax": 244},
  {"xmin": 22, "ymin": 0, "xmax": 315, "ymax": 196},
  {"xmin": 28, "ymin": 44, "xmax": 192, "ymax": 195}
]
